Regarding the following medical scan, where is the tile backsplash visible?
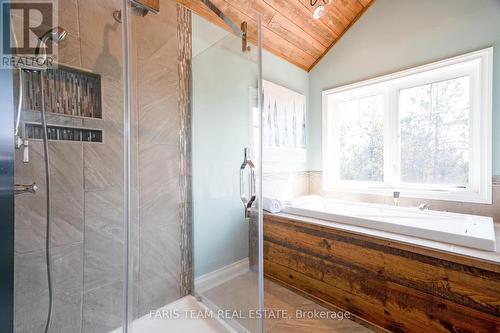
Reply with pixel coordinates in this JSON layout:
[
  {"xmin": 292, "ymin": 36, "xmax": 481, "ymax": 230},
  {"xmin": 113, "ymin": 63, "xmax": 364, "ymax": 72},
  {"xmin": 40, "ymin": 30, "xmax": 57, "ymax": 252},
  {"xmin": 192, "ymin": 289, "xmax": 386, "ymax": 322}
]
[
  {"xmin": 262, "ymin": 170, "xmax": 500, "ymax": 223},
  {"xmin": 309, "ymin": 171, "xmax": 500, "ymax": 223}
]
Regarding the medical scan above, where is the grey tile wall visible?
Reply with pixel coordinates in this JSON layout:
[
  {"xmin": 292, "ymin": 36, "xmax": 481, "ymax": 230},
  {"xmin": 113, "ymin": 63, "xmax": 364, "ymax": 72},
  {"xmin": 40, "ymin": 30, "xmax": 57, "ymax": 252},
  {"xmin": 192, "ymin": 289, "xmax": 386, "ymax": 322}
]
[
  {"xmin": 309, "ymin": 171, "xmax": 500, "ymax": 222},
  {"xmin": 14, "ymin": 243, "xmax": 83, "ymax": 333},
  {"xmin": 133, "ymin": 0, "xmax": 184, "ymax": 319},
  {"xmin": 78, "ymin": 0, "xmax": 126, "ymax": 332},
  {"xmin": 14, "ymin": 0, "xmax": 191, "ymax": 332}
]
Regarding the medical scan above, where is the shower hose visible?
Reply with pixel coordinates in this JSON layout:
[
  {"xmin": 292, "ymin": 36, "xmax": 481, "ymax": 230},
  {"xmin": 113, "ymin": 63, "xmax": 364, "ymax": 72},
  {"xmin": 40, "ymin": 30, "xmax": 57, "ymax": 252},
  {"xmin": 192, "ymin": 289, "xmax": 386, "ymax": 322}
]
[{"xmin": 39, "ymin": 70, "xmax": 53, "ymax": 333}]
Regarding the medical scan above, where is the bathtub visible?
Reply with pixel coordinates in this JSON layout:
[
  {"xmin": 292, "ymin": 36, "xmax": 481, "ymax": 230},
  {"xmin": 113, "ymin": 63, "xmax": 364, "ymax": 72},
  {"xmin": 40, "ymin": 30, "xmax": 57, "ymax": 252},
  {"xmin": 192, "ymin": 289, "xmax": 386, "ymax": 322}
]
[{"xmin": 281, "ymin": 196, "xmax": 497, "ymax": 252}]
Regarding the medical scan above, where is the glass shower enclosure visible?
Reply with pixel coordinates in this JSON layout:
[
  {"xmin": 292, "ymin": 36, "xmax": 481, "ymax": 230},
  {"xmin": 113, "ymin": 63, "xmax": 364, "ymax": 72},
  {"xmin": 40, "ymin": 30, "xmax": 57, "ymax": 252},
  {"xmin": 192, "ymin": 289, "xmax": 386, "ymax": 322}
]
[{"xmin": 6, "ymin": 0, "xmax": 263, "ymax": 332}]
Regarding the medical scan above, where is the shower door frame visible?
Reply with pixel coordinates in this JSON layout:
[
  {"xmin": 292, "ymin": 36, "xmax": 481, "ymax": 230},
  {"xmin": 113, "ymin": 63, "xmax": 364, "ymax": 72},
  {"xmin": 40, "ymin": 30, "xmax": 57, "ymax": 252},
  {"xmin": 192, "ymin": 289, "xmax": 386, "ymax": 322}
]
[
  {"xmin": 120, "ymin": 2, "xmax": 264, "ymax": 331},
  {"xmin": 190, "ymin": 11, "xmax": 265, "ymax": 333},
  {"xmin": 0, "ymin": 67, "xmax": 15, "ymax": 333},
  {"xmin": 0, "ymin": 1, "xmax": 15, "ymax": 330}
]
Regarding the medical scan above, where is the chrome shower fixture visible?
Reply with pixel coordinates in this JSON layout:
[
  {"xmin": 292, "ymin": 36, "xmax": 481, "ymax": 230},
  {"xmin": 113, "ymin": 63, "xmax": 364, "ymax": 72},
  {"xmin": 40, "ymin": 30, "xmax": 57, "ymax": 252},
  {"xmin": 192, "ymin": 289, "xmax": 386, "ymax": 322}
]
[
  {"xmin": 40, "ymin": 26, "xmax": 68, "ymax": 44},
  {"xmin": 113, "ymin": 0, "xmax": 158, "ymax": 23},
  {"xmin": 14, "ymin": 26, "xmax": 67, "ymax": 164},
  {"xmin": 12, "ymin": 26, "xmax": 67, "ymax": 72},
  {"xmin": 35, "ymin": 26, "xmax": 67, "ymax": 65}
]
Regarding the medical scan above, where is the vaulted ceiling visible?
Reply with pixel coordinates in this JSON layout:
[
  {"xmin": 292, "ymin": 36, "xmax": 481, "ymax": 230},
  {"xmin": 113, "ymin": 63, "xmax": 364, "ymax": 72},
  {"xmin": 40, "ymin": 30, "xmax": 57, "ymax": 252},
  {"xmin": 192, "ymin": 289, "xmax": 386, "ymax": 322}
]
[{"xmin": 178, "ymin": 0, "xmax": 375, "ymax": 71}]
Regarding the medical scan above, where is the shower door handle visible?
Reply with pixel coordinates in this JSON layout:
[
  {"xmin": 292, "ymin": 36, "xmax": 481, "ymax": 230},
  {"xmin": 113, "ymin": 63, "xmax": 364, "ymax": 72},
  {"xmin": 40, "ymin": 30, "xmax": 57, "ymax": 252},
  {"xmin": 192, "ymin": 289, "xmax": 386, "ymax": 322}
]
[{"xmin": 240, "ymin": 148, "xmax": 256, "ymax": 218}]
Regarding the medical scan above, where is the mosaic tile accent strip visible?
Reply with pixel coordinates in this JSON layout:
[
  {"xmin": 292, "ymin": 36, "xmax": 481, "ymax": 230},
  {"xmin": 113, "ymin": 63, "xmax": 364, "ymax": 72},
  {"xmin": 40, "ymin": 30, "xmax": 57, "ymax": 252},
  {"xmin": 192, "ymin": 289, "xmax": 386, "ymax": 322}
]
[
  {"xmin": 25, "ymin": 123, "xmax": 102, "ymax": 142},
  {"xmin": 22, "ymin": 66, "xmax": 102, "ymax": 118},
  {"xmin": 177, "ymin": 4, "xmax": 194, "ymax": 297}
]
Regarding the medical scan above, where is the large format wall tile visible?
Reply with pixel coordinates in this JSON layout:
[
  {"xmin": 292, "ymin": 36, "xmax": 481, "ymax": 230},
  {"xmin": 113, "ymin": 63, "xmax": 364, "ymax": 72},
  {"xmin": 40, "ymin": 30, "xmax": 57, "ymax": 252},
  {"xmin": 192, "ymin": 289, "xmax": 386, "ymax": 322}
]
[
  {"xmin": 133, "ymin": 0, "xmax": 183, "ymax": 317},
  {"xmin": 14, "ymin": 243, "xmax": 83, "ymax": 333},
  {"xmin": 139, "ymin": 223, "xmax": 181, "ymax": 284},
  {"xmin": 57, "ymin": 0, "xmax": 80, "ymax": 38},
  {"xmin": 14, "ymin": 1, "xmax": 187, "ymax": 332},
  {"xmin": 84, "ymin": 187, "xmax": 124, "ymax": 291},
  {"xmin": 15, "ymin": 141, "xmax": 84, "ymax": 254},
  {"xmin": 77, "ymin": 0, "xmax": 123, "ymax": 79},
  {"xmin": 138, "ymin": 143, "xmax": 180, "ymax": 227},
  {"xmin": 82, "ymin": 77, "xmax": 124, "ymax": 192},
  {"xmin": 57, "ymin": 32, "xmax": 82, "ymax": 68},
  {"xmin": 82, "ymin": 281, "xmax": 123, "ymax": 333},
  {"xmin": 137, "ymin": 277, "xmax": 180, "ymax": 317},
  {"xmin": 136, "ymin": 8, "xmax": 179, "ymax": 145}
]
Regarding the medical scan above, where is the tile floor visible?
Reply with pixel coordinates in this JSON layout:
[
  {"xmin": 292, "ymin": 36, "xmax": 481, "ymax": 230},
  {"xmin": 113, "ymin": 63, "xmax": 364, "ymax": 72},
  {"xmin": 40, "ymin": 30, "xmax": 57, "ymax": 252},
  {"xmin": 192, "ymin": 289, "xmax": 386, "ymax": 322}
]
[
  {"xmin": 264, "ymin": 279, "xmax": 372, "ymax": 333},
  {"xmin": 114, "ymin": 276, "xmax": 372, "ymax": 333},
  {"xmin": 200, "ymin": 271, "xmax": 372, "ymax": 333}
]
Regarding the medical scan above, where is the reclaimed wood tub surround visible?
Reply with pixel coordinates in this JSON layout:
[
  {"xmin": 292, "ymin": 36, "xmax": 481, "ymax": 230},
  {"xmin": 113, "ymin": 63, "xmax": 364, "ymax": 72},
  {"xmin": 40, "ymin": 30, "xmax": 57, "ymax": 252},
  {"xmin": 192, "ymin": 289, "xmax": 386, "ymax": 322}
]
[{"xmin": 264, "ymin": 214, "xmax": 500, "ymax": 333}]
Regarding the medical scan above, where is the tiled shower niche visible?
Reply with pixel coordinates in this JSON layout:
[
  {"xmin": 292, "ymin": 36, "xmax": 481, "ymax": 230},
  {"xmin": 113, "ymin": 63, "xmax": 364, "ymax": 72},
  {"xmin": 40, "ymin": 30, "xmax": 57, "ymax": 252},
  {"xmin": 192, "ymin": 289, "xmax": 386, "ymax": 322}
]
[
  {"xmin": 25, "ymin": 123, "xmax": 103, "ymax": 143},
  {"xmin": 22, "ymin": 65, "xmax": 102, "ymax": 118}
]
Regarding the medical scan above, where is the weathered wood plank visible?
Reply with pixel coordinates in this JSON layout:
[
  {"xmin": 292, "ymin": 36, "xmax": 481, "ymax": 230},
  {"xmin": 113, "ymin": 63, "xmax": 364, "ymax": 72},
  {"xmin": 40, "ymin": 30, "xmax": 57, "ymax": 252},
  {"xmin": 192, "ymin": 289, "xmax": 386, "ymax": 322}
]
[
  {"xmin": 135, "ymin": 0, "xmax": 159, "ymax": 11},
  {"xmin": 177, "ymin": 0, "xmax": 375, "ymax": 71},
  {"xmin": 265, "ymin": 217, "xmax": 500, "ymax": 315},
  {"xmin": 297, "ymin": 0, "xmax": 347, "ymax": 36},
  {"xmin": 178, "ymin": 0, "xmax": 317, "ymax": 70},
  {"xmin": 226, "ymin": 0, "xmax": 328, "ymax": 58},
  {"xmin": 265, "ymin": 259, "xmax": 500, "ymax": 333},
  {"xmin": 309, "ymin": 0, "xmax": 375, "ymax": 69},
  {"xmin": 335, "ymin": 0, "xmax": 365, "ymax": 21},
  {"xmin": 266, "ymin": 214, "xmax": 500, "ymax": 273},
  {"xmin": 262, "ymin": 0, "xmax": 338, "ymax": 45},
  {"xmin": 264, "ymin": 215, "xmax": 500, "ymax": 333}
]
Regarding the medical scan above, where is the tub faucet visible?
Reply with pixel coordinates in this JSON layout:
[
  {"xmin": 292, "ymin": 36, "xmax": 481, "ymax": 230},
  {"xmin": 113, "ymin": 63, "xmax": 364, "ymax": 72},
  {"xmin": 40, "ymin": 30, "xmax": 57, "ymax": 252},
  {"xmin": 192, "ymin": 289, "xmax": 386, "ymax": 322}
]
[
  {"xmin": 393, "ymin": 191, "xmax": 400, "ymax": 207},
  {"xmin": 418, "ymin": 203, "xmax": 430, "ymax": 210}
]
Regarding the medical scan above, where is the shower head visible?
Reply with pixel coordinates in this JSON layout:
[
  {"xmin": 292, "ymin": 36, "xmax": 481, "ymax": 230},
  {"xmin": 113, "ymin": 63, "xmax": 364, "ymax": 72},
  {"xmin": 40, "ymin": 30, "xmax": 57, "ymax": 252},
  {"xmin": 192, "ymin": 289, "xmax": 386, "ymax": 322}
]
[
  {"xmin": 39, "ymin": 26, "xmax": 67, "ymax": 45},
  {"xmin": 13, "ymin": 26, "xmax": 67, "ymax": 71},
  {"xmin": 18, "ymin": 26, "xmax": 68, "ymax": 71}
]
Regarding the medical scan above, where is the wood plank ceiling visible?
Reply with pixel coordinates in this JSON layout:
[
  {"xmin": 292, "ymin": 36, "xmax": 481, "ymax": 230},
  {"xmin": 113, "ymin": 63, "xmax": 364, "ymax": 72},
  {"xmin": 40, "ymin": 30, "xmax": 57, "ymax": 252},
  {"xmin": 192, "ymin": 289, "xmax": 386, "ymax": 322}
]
[{"xmin": 177, "ymin": 0, "xmax": 375, "ymax": 71}]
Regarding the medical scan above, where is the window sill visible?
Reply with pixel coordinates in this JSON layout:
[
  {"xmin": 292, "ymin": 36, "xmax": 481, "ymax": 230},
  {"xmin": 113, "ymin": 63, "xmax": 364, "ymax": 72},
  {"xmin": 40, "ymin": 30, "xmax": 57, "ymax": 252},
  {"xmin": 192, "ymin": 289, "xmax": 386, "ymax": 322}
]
[{"xmin": 322, "ymin": 184, "xmax": 492, "ymax": 204}]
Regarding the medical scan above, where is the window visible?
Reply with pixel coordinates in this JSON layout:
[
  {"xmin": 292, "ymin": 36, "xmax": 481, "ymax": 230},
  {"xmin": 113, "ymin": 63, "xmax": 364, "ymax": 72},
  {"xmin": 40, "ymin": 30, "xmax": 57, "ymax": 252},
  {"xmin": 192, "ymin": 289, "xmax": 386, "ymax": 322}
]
[{"xmin": 323, "ymin": 48, "xmax": 493, "ymax": 203}]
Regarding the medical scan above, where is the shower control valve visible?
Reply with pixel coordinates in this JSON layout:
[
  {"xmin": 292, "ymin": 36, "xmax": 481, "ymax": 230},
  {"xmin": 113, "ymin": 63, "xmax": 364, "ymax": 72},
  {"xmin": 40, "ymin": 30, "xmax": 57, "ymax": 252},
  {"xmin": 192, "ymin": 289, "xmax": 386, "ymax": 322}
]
[{"xmin": 15, "ymin": 182, "xmax": 38, "ymax": 195}]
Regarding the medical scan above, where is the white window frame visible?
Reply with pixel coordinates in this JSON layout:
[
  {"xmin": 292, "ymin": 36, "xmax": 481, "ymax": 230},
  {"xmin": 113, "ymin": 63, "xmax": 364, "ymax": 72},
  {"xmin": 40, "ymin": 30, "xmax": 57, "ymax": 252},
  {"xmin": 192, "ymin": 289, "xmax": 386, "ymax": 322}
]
[{"xmin": 322, "ymin": 48, "xmax": 493, "ymax": 204}]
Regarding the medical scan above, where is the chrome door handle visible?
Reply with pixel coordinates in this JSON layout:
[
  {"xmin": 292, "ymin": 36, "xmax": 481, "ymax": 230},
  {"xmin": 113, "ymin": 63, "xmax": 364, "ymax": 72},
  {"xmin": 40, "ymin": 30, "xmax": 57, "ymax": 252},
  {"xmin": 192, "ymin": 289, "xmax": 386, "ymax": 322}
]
[
  {"xmin": 240, "ymin": 148, "xmax": 256, "ymax": 218},
  {"xmin": 15, "ymin": 182, "xmax": 38, "ymax": 195}
]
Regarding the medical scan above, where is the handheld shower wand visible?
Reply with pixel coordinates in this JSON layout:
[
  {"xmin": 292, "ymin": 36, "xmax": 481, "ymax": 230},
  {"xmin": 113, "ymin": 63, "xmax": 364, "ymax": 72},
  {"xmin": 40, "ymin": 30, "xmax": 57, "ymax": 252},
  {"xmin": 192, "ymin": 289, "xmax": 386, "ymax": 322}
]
[
  {"xmin": 14, "ymin": 26, "xmax": 67, "ymax": 164},
  {"xmin": 13, "ymin": 26, "xmax": 67, "ymax": 333},
  {"xmin": 35, "ymin": 26, "xmax": 67, "ymax": 68}
]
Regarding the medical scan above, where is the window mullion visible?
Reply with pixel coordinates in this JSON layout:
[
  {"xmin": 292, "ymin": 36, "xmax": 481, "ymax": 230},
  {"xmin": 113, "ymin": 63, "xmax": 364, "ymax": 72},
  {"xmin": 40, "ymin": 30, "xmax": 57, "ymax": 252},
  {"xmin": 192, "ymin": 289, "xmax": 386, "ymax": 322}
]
[{"xmin": 383, "ymin": 85, "xmax": 399, "ymax": 188}]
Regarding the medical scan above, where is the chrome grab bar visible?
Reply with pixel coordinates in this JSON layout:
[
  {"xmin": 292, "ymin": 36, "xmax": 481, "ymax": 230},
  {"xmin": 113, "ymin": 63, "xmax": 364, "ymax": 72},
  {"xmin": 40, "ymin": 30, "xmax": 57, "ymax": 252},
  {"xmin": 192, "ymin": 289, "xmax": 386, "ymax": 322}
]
[
  {"xmin": 240, "ymin": 148, "xmax": 256, "ymax": 218},
  {"xmin": 15, "ymin": 182, "xmax": 38, "ymax": 195}
]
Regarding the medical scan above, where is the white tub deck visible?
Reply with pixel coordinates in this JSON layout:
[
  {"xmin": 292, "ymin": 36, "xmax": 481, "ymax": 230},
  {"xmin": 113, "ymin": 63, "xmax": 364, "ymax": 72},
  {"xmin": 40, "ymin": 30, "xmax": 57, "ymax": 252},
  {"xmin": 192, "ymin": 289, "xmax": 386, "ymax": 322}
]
[{"xmin": 282, "ymin": 196, "xmax": 497, "ymax": 252}]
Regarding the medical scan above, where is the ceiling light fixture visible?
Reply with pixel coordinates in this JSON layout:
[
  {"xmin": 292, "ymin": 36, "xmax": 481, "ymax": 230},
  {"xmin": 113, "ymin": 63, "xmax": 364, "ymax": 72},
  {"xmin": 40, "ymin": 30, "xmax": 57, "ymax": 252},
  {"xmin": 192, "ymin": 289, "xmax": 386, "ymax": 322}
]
[{"xmin": 310, "ymin": 0, "xmax": 331, "ymax": 19}]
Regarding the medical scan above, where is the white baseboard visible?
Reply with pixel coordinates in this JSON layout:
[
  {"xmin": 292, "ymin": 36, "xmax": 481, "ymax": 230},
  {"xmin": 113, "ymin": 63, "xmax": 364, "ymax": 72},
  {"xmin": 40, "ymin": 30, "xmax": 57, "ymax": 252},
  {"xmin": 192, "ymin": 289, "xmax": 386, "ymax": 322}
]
[{"xmin": 194, "ymin": 258, "xmax": 250, "ymax": 293}]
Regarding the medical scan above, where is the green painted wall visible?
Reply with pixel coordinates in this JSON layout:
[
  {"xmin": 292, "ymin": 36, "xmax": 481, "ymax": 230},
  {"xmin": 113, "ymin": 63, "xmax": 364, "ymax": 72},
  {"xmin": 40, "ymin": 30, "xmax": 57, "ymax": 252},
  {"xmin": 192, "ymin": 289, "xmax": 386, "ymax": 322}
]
[
  {"xmin": 191, "ymin": 0, "xmax": 500, "ymax": 276},
  {"xmin": 192, "ymin": 14, "xmax": 308, "ymax": 277},
  {"xmin": 308, "ymin": 0, "xmax": 500, "ymax": 172}
]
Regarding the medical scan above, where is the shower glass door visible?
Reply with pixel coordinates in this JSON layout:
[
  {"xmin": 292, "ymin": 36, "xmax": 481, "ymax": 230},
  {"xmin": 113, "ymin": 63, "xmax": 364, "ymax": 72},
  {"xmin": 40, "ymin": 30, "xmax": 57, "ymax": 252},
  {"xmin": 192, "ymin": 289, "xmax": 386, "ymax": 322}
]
[
  {"xmin": 9, "ymin": 0, "xmax": 262, "ymax": 331},
  {"xmin": 191, "ymin": 12, "xmax": 263, "ymax": 333},
  {"xmin": 125, "ymin": 2, "xmax": 263, "ymax": 332},
  {"xmin": 11, "ymin": 0, "xmax": 128, "ymax": 332}
]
